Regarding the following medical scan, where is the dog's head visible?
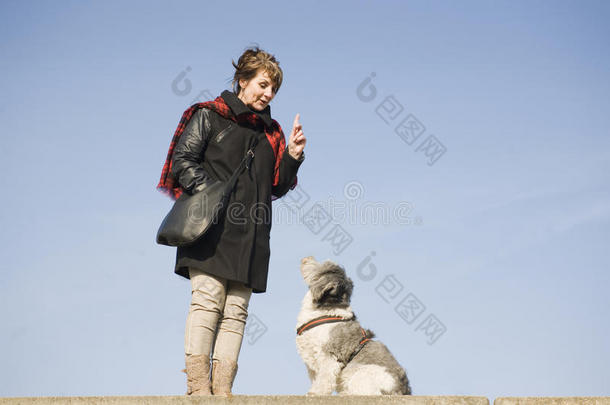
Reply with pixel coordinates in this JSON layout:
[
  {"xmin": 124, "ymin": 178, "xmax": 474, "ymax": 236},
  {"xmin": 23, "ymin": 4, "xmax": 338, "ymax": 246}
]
[{"xmin": 300, "ymin": 256, "xmax": 353, "ymax": 308}]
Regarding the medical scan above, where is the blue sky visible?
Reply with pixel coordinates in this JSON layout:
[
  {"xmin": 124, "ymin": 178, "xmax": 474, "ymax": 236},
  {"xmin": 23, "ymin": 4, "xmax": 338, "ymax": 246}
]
[{"xmin": 1, "ymin": 0, "xmax": 609, "ymax": 400}]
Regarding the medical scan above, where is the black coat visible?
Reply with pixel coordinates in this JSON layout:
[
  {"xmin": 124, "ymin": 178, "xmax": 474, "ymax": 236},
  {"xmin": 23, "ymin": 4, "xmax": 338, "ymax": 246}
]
[{"xmin": 170, "ymin": 90, "xmax": 304, "ymax": 293}]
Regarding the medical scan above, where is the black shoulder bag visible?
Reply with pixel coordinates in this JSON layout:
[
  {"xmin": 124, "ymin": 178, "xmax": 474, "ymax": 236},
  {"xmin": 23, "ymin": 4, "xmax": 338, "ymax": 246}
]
[{"xmin": 156, "ymin": 123, "xmax": 259, "ymax": 247}]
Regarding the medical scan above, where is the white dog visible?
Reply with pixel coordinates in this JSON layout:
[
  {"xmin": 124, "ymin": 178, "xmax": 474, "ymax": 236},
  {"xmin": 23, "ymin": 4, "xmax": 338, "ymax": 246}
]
[{"xmin": 296, "ymin": 256, "xmax": 412, "ymax": 395}]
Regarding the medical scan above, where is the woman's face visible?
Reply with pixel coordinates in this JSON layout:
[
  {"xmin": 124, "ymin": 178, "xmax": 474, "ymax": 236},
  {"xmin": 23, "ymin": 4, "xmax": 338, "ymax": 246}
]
[{"xmin": 238, "ymin": 70, "xmax": 276, "ymax": 111}]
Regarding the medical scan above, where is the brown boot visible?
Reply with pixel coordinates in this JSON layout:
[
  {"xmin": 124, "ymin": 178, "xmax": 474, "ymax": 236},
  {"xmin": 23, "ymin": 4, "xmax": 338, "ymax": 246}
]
[
  {"xmin": 211, "ymin": 358, "xmax": 238, "ymax": 397},
  {"xmin": 183, "ymin": 354, "xmax": 212, "ymax": 396}
]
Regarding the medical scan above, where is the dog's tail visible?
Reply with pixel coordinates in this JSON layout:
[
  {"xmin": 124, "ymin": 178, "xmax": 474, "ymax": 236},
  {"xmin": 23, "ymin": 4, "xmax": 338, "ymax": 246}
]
[{"xmin": 401, "ymin": 371, "xmax": 412, "ymax": 395}]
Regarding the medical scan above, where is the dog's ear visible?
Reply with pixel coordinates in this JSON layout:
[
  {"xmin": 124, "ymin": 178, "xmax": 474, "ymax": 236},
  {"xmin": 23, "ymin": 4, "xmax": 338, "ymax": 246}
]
[
  {"xmin": 317, "ymin": 281, "xmax": 340, "ymax": 303},
  {"xmin": 311, "ymin": 281, "xmax": 331, "ymax": 305},
  {"xmin": 312, "ymin": 277, "xmax": 353, "ymax": 307}
]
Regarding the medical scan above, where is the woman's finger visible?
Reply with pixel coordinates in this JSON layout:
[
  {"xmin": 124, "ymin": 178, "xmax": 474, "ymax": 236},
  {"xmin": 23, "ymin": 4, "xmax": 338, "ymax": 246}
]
[{"xmin": 293, "ymin": 113, "xmax": 300, "ymax": 128}]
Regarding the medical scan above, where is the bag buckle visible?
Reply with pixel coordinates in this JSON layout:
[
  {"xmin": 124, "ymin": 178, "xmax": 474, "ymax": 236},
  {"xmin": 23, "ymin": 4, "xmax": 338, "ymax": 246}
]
[{"xmin": 245, "ymin": 149, "xmax": 255, "ymax": 169}]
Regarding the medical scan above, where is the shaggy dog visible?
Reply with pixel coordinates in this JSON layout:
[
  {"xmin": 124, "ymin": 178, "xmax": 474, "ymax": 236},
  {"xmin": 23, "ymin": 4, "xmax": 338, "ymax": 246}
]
[{"xmin": 296, "ymin": 256, "xmax": 412, "ymax": 395}]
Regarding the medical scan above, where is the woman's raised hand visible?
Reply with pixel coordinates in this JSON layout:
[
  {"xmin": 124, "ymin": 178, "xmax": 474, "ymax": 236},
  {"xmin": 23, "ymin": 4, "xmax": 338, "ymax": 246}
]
[{"xmin": 288, "ymin": 113, "xmax": 306, "ymax": 159}]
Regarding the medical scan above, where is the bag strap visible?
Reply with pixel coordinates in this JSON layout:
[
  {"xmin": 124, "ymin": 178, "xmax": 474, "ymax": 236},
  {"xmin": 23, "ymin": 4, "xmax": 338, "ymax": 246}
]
[
  {"xmin": 199, "ymin": 108, "xmax": 258, "ymax": 196},
  {"xmin": 223, "ymin": 136, "xmax": 260, "ymax": 195}
]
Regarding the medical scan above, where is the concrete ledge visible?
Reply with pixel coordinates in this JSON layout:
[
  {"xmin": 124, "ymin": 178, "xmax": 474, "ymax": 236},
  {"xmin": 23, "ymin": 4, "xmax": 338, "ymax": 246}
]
[
  {"xmin": 495, "ymin": 398, "xmax": 610, "ymax": 405},
  {"xmin": 0, "ymin": 395, "xmax": 489, "ymax": 405},
  {"xmin": 3, "ymin": 397, "xmax": 610, "ymax": 405}
]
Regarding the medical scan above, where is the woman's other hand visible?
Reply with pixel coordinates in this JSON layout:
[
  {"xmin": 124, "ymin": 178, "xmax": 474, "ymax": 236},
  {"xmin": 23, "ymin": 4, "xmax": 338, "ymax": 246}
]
[{"xmin": 288, "ymin": 113, "xmax": 306, "ymax": 160}]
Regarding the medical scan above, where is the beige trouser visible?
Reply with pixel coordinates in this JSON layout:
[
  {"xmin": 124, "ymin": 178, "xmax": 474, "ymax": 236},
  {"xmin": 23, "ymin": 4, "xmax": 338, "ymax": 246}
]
[{"xmin": 184, "ymin": 268, "xmax": 253, "ymax": 362}]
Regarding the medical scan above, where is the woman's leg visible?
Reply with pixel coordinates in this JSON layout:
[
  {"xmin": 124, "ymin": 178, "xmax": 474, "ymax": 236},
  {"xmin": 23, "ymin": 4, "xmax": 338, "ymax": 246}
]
[
  {"xmin": 185, "ymin": 268, "xmax": 227, "ymax": 356},
  {"xmin": 211, "ymin": 279, "xmax": 252, "ymax": 361},
  {"xmin": 184, "ymin": 268, "xmax": 227, "ymax": 395},
  {"xmin": 211, "ymin": 280, "xmax": 252, "ymax": 396}
]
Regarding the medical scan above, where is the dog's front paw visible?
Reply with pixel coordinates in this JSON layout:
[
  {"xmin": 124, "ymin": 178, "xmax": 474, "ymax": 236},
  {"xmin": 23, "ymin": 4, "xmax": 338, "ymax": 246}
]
[{"xmin": 307, "ymin": 387, "xmax": 332, "ymax": 396}]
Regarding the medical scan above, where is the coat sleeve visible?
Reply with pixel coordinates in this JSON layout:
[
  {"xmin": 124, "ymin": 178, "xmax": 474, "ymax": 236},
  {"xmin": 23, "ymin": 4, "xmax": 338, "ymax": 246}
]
[
  {"xmin": 170, "ymin": 108, "xmax": 213, "ymax": 194},
  {"xmin": 272, "ymin": 150, "xmax": 305, "ymax": 198}
]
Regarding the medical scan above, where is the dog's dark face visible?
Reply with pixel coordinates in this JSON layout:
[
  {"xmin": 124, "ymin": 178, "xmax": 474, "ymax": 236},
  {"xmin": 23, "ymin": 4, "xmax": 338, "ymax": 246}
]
[{"xmin": 300, "ymin": 256, "xmax": 353, "ymax": 308}]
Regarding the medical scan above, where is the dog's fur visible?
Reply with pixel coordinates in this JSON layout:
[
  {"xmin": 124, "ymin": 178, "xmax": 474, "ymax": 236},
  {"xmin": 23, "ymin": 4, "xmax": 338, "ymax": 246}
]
[{"xmin": 296, "ymin": 256, "xmax": 412, "ymax": 395}]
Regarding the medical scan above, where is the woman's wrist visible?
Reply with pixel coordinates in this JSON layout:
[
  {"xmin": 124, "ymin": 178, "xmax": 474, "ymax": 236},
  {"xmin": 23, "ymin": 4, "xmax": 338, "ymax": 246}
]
[
  {"xmin": 288, "ymin": 148, "xmax": 304, "ymax": 161},
  {"xmin": 288, "ymin": 144, "xmax": 304, "ymax": 160}
]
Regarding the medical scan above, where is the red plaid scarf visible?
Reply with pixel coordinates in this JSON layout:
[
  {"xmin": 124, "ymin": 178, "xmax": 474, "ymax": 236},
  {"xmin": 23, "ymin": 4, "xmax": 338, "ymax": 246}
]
[{"xmin": 157, "ymin": 95, "xmax": 297, "ymax": 200}]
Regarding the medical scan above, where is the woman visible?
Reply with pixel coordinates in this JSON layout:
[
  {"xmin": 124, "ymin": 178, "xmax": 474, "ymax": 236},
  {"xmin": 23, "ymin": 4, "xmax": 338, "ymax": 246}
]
[{"xmin": 157, "ymin": 47, "xmax": 306, "ymax": 396}]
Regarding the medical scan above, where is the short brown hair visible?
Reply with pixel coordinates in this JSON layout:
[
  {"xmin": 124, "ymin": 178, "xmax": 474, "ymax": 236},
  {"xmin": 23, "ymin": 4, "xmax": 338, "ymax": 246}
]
[{"xmin": 231, "ymin": 46, "xmax": 283, "ymax": 95}]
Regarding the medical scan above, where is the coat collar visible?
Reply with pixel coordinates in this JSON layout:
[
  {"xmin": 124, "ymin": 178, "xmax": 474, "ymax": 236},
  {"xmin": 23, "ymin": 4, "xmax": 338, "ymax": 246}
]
[{"xmin": 221, "ymin": 89, "xmax": 273, "ymax": 127}]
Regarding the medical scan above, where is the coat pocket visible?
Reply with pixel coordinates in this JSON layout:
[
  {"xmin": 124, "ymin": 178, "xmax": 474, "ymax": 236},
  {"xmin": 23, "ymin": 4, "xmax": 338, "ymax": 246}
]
[{"xmin": 215, "ymin": 123, "xmax": 234, "ymax": 143}]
